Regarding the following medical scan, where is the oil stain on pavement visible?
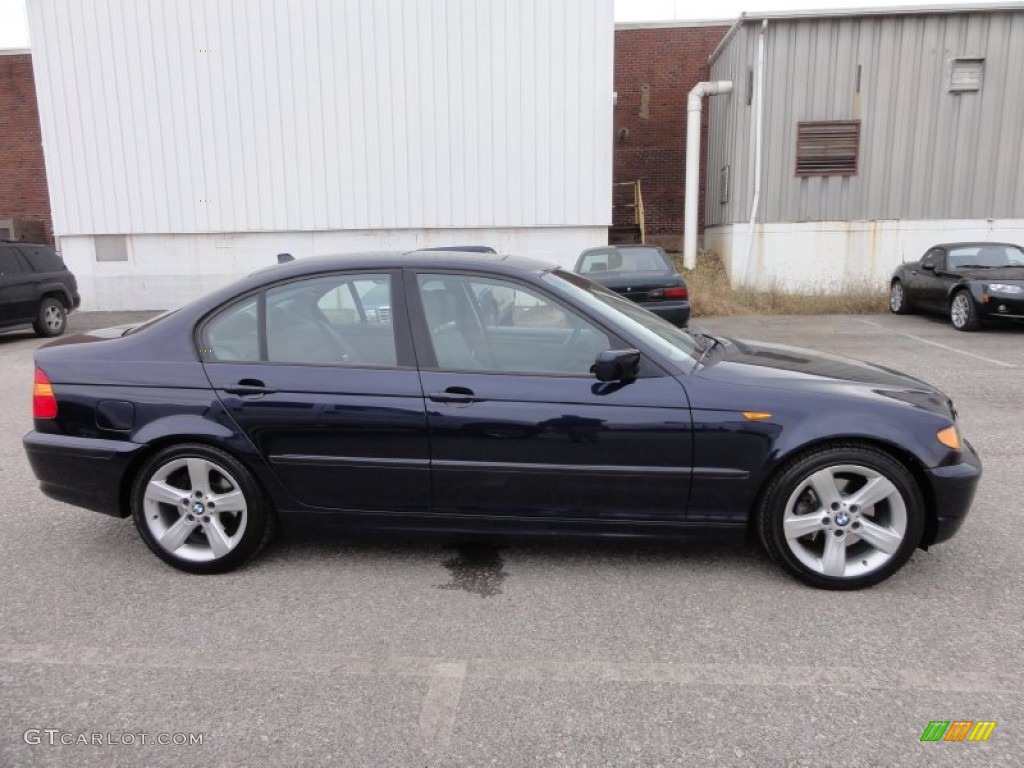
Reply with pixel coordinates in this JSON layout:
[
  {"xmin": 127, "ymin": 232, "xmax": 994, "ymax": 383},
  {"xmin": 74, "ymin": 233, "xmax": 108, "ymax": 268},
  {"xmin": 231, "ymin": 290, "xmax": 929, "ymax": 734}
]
[{"xmin": 436, "ymin": 543, "xmax": 508, "ymax": 597}]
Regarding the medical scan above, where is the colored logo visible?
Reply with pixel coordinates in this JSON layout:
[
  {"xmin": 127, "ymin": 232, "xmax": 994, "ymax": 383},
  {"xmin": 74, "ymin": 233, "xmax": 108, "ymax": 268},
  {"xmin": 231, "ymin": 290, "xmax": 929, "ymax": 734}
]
[{"xmin": 920, "ymin": 721, "xmax": 996, "ymax": 742}]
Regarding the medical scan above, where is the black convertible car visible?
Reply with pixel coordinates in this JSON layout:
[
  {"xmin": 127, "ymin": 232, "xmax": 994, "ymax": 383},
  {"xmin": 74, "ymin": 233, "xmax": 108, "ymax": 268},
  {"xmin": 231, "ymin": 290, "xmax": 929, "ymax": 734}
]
[
  {"xmin": 24, "ymin": 251, "xmax": 980, "ymax": 589},
  {"xmin": 889, "ymin": 242, "xmax": 1024, "ymax": 331}
]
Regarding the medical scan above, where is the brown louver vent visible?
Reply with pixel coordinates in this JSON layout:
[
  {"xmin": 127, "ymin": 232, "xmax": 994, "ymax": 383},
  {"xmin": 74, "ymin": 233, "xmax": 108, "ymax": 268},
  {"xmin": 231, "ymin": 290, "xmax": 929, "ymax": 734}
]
[{"xmin": 795, "ymin": 121, "xmax": 860, "ymax": 177}]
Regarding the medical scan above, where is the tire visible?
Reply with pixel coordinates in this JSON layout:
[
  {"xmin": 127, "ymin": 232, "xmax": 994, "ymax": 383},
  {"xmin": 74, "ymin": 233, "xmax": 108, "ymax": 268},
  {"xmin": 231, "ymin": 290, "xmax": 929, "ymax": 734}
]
[
  {"xmin": 889, "ymin": 280, "xmax": 912, "ymax": 315},
  {"xmin": 755, "ymin": 444, "xmax": 924, "ymax": 590},
  {"xmin": 33, "ymin": 297, "xmax": 67, "ymax": 337},
  {"xmin": 950, "ymin": 290, "xmax": 981, "ymax": 332},
  {"xmin": 131, "ymin": 444, "xmax": 276, "ymax": 574}
]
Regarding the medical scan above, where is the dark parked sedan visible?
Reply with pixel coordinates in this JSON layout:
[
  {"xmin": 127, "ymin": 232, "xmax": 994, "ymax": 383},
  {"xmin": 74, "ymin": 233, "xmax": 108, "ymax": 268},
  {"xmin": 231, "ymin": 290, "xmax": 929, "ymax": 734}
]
[
  {"xmin": 24, "ymin": 251, "xmax": 980, "ymax": 589},
  {"xmin": 889, "ymin": 242, "xmax": 1024, "ymax": 331},
  {"xmin": 574, "ymin": 245, "xmax": 690, "ymax": 327}
]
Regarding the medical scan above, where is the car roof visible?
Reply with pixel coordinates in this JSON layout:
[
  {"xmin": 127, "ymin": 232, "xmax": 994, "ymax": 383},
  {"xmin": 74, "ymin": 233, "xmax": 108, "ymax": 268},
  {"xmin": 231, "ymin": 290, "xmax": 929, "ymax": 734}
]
[
  {"xmin": 247, "ymin": 250, "xmax": 558, "ymax": 281},
  {"xmin": 931, "ymin": 241, "xmax": 1023, "ymax": 250},
  {"xmin": 580, "ymin": 244, "xmax": 665, "ymax": 253}
]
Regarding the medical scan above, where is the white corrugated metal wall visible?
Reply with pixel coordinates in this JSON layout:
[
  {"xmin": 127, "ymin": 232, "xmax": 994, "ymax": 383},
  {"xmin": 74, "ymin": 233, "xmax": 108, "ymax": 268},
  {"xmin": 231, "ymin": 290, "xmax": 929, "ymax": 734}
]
[
  {"xmin": 28, "ymin": 0, "xmax": 614, "ymax": 308},
  {"xmin": 30, "ymin": 0, "xmax": 613, "ymax": 234}
]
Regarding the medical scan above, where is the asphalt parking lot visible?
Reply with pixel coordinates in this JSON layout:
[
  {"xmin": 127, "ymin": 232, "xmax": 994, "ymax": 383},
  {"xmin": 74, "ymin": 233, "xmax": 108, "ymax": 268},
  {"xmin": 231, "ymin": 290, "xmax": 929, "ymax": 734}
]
[{"xmin": 1, "ymin": 311, "xmax": 1021, "ymax": 767}]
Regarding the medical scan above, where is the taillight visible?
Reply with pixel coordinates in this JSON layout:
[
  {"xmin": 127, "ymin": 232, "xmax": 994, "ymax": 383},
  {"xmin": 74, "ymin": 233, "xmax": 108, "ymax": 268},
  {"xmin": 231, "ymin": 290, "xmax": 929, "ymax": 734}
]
[
  {"xmin": 33, "ymin": 367, "xmax": 58, "ymax": 419},
  {"xmin": 648, "ymin": 286, "xmax": 689, "ymax": 300}
]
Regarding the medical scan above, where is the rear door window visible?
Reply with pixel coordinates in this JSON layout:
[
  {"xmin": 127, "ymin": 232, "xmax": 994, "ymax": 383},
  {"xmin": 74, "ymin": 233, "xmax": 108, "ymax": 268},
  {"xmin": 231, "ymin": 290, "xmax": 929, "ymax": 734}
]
[
  {"xmin": 0, "ymin": 247, "xmax": 28, "ymax": 276},
  {"xmin": 199, "ymin": 273, "xmax": 398, "ymax": 367}
]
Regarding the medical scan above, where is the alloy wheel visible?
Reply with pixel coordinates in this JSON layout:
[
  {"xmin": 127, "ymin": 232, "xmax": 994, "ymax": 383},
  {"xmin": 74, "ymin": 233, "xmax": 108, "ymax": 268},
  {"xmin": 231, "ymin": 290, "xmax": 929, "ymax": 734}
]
[
  {"xmin": 43, "ymin": 304, "xmax": 64, "ymax": 331},
  {"xmin": 141, "ymin": 457, "xmax": 249, "ymax": 563},
  {"xmin": 781, "ymin": 463, "xmax": 908, "ymax": 579},
  {"xmin": 889, "ymin": 282, "xmax": 903, "ymax": 313}
]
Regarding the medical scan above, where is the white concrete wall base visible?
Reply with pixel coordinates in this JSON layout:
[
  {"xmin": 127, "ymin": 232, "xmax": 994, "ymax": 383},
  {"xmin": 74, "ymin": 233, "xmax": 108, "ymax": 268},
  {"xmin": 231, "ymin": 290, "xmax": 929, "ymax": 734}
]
[
  {"xmin": 705, "ymin": 220, "xmax": 1024, "ymax": 292},
  {"xmin": 60, "ymin": 227, "xmax": 608, "ymax": 311}
]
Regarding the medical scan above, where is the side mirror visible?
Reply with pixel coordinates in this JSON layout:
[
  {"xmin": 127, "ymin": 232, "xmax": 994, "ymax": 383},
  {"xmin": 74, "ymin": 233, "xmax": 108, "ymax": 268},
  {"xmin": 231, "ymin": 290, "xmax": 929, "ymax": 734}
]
[
  {"xmin": 921, "ymin": 262, "xmax": 935, "ymax": 272},
  {"xmin": 592, "ymin": 349, "xmax": 641, "ymax": 382}
]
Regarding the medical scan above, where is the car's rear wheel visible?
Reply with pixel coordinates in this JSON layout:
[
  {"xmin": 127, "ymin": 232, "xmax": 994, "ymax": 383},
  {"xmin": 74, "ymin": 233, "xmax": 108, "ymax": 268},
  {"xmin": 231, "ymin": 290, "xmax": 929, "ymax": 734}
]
[
  {"xmin": 889, "ymin": 280, "xmax": 912, "ymax": 314},
  {"xmin": 756, "ymin": 444, "xmax": 924, "ymax": 589},
  {"xmin": 33, "ymin": 297, "xmax": 67, "ymax": 337},
  {"xmin": 950, "ymin": 290, "xmax": 981, "ymax": 331},
  {"xmin": 131, "ymin": 444, "xmax": 275, "ymax": 574}
]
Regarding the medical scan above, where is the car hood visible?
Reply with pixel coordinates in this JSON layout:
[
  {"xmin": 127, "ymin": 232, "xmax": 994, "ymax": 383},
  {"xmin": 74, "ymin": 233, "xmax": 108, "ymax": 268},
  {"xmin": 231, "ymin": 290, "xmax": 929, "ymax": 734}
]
[
  {"xmin": 698, "ymin": 337, "xmax": 953, "ymax": 416},
  {"xmin": 949, "ymin": 266, "xmax": 1024, "ymax": 280}
]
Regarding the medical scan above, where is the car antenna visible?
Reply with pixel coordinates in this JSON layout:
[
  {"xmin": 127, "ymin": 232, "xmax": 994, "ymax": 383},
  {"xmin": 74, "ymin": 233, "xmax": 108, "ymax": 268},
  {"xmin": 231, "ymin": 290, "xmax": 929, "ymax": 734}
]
[{"xmin": 277, "ymin": 252, "xmax": 295, "ymax": 264}]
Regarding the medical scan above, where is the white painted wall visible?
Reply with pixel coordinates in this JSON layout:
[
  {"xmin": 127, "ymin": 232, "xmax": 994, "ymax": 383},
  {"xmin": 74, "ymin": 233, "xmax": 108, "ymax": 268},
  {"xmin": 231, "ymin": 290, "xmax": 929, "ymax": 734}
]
[
  {"xmin": 706, "ymin": 219, "xmax": 1024, "ymax": 292},
  {"xmin": 64, "ymin": 227, "xmax": 608, "ymax": 310}
]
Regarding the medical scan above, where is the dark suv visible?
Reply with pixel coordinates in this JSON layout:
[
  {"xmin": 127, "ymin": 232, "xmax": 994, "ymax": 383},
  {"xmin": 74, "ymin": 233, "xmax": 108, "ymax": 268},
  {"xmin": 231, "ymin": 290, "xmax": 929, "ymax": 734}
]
[{"xmin": 0, "ymin": 241, "xmax": 80, "ymax": 337}]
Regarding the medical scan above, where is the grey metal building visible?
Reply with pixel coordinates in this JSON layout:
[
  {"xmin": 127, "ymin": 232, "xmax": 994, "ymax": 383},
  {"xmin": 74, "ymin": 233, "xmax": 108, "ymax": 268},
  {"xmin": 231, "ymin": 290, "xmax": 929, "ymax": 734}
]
[{"xmin": 704, "ymin": 3, "xmax": 1024, "ymax": 290}]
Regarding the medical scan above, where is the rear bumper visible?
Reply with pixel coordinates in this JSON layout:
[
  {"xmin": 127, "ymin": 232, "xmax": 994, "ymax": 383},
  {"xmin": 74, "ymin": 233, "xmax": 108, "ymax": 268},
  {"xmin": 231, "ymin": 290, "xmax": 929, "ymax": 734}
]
[
  {"xmin": 923, "ymin": 438, "xmax": 982, "ymax": 545},
  {"xmin": 23, "ymin": 431, "xmax": 144, "ymax": 517},
  {"xmin": 637, "ymin": 300, "xmax": 691, "ymax": 328}
]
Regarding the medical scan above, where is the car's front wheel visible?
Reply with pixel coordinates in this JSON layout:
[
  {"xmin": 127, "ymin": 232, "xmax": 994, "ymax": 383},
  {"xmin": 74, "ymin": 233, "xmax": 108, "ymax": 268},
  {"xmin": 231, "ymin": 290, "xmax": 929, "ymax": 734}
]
[
  {"xmin": 756, "ymin": 444, "xmax": 924, "ymax": 589},
  {"xmin": 33, "ymin": 297, "xmax": 67, "ymax": 337},
  {"xmin": 131, "ymin": 444, "xmax": 275, "ymax": 574},
  {"xmin": 950, "ymin": 290, "xmax": 982, "ymax": 331},
  {"xmin": 889, "ymin": 280, "xmax": 912, "ymax": 314}
]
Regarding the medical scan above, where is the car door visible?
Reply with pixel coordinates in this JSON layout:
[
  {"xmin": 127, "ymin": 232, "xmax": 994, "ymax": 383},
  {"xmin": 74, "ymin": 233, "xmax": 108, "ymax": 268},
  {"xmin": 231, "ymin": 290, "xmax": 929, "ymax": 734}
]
[
  {"xmin": 0, "ymin": 246, "xmax": 37, "ymax": 324},
  {"xmin": 910, "ymin": 248, "xmax": 949, "ymax": 311},
  {"xmin": 407, "ymin": 269, "xmax": 693, "ymax": 522},
  {"xmin": 199, "ymin": 270, "xmax": 430, "ymax": 514}
]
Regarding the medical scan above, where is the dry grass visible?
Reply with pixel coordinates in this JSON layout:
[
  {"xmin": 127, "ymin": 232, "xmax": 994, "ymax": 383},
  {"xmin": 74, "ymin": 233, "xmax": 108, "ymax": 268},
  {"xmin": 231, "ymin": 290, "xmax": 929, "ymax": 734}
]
[{"xmin": 675, "ymin": 252, "xmax": 889, "ymax": 317}]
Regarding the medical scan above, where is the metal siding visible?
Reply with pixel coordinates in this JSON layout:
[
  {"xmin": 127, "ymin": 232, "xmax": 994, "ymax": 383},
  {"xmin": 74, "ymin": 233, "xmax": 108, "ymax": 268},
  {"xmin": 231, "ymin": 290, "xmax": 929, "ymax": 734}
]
[
  {"xmin": 706, "ymin": 10, "xmax": 1024, "ymax": 225},
  {"xmin": 1005, "ymin": 14, "xmax": 1024, "ymax": 212},
  {"xmin": 706, "ymin": 25, "xmax": 752, "ymax": 228},
  {"xmin": 28, "ymin": 0, "xmax": 613, "ymax": 236}
]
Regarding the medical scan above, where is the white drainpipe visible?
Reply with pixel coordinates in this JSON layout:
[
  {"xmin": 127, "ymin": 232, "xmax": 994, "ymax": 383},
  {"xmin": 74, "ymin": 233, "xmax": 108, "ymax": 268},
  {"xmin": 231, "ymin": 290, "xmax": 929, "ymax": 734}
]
[
  {"xmin": 744, "ymin": 20, "xmax": 769, "ymax": 283},
  {"xmin": 683, "ymin": 80, "xmax": 733, "ymax": 270}
]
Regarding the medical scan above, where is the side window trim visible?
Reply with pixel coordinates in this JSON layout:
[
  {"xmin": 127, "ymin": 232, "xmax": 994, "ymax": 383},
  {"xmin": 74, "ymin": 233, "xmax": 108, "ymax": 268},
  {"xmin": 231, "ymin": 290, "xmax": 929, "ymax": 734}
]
[{"xmin": 256, "ymin": 290, "xmax": 268, "ymax": 361}]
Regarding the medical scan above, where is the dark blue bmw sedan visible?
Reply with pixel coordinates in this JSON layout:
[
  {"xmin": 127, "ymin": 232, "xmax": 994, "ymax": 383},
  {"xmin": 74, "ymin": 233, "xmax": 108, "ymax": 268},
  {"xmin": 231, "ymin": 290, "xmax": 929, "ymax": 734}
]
[{"xmin": 24, "ymin": 251, "xmax": 981, "ymax": 589}]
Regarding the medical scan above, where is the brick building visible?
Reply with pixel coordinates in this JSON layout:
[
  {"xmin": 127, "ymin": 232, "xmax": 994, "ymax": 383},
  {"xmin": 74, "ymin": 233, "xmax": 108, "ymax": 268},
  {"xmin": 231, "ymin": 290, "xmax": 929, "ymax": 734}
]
[
  {"xmin": 613, "ymin": 21, "xmax": 730, "ymax": 252},
  {"xmin": 0, "ymin": 51, "xmax": 52, "ymax": 245}
]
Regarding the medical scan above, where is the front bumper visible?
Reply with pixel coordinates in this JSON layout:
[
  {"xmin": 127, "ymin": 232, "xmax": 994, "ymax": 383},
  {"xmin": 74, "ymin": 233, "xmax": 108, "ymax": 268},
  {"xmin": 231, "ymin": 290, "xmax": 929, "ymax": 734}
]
[
  {"xmin": 637, "ymin": 300, "xmax": 691, "ymax": 328},
  {"xmin": 23, "ymin": 431, "xmax": 144, "ymax": 518},
  {"xmin": 923, "ymin": 438, "xmax": 982, "ymax": 545},
  {"xmin": 979, "ymin": 295, "xmax": 1024, "ymax": 320}
]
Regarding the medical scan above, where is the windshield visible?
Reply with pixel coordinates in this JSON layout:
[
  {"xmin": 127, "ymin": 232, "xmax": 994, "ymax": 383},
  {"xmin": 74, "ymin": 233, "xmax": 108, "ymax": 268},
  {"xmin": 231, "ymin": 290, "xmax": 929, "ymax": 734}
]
[
  {"xmin": 543, "ymin": 269, "xmax": 702, "ymax": 372},
  {"xmin": 576, "ymin": 246, "xmax": 670, "ymax": 275},
  {"xmin": 947, "ymin": 244, "xmax": 1024, "ymax": 269}
]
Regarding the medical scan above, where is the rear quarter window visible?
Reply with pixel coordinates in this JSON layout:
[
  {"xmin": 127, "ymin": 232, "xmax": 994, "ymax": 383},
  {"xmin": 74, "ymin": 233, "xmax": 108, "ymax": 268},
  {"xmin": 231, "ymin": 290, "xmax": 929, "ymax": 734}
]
[{"xmin": 17, "ymin": 245, "xmax": 65, "ymax": 273}]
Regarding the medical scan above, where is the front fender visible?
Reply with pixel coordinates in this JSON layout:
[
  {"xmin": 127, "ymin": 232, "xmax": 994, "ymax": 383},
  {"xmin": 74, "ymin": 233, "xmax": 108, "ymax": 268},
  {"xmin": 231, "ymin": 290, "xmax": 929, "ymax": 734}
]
[
  {"xmin": 38, "ymin": 282, "xmax": 74, "ymax": 307},
  {"xmin": 683, "ymin": 377, "xmax": 956, "ymax": 523},
  {"xmin": 945, "ymin": 278, "xmax": 984, "ymax": 302}
]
